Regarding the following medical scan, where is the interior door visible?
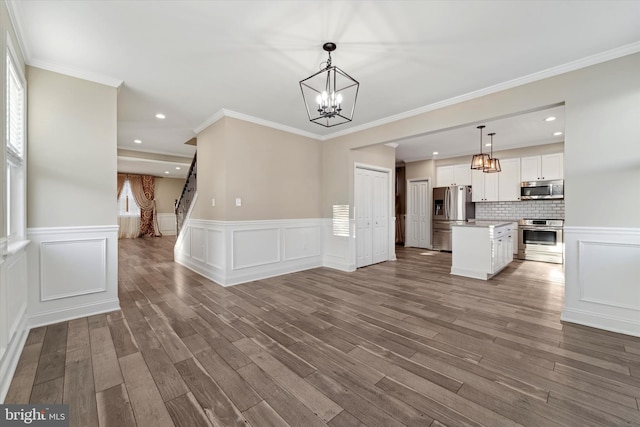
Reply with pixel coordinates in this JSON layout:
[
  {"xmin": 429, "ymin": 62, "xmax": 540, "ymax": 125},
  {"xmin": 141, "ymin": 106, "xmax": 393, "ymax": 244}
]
[
  {"xmin": 355, "ymin": 168, "xmax": 373, "ymax": 268},
  {"xmin": 407, "ymin": 180, "xmax": 430, "ymax": 248},
  {"xmin": 371, "ymin": 170, "xmax": 389, "ymax": 264},
  {"xmin": 356, "ymin": 167, "xmax": 390, "ymax": 268}
]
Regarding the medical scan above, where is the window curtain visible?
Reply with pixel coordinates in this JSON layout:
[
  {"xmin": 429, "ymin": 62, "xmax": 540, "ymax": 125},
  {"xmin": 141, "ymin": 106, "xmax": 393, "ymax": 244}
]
[
  {"xmin": 117, "ymin": 173, "xmax": 126, "ymax": 200},
  {"xmin": 129, "ymin": 175, "xmax": 162, "ymax": 237}
]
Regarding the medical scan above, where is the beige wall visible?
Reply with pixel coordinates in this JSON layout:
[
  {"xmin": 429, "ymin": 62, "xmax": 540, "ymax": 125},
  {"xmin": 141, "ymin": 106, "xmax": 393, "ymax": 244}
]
[
  {"xmin": 193, "ymin": 117, "xmax": 322, "ymax": 221},
  {"xmin": 155, "ymin": 177, "xmax": 185, "ymax": 213},
  {"xmin": 323, "ymin": 53, "xmax": 640, "ymax": 228},
  {"xmin": 27, "ymin": 66, "xmax": 117, "ymax": 227}
]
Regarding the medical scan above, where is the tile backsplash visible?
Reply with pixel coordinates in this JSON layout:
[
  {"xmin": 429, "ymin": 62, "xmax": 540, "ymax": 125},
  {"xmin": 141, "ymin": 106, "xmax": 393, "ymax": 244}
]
[{"xmin": 475, "ymin": 200, "xmax": 564, "ymax": 220}]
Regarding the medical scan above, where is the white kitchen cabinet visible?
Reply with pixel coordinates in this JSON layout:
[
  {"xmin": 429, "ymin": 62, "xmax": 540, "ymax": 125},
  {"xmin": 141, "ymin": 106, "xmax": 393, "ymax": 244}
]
[
  {"xmin": 498, "ymin": 158, "xmax": 521, "ymax": 201},
  {"xmin": 521, "ymin": 153, "xmax": 563, "ymax": 181},
  {"xmin": 451, "ymin": 222, "xmax": 514, "ymax": 280},
  {"xmin": 436, "ymin": 164, "xmax": 471, "ymax": 187},
  {"xmin": 471, "ymin": 169, "xmax": 498, "ymax": 202}
]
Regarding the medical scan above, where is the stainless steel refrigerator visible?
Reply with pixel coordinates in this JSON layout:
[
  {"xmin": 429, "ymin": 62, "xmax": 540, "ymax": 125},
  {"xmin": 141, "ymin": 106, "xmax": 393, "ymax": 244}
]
[{"xmin": 432, "ymin": 185, "xmax": 475, "ymax": 251}]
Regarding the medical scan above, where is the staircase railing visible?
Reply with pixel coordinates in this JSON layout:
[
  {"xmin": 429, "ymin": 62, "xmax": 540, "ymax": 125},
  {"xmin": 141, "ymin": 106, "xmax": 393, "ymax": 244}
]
[{"xmin": 175, "ymin": 152, "xmax": 197, "ymax": 236}]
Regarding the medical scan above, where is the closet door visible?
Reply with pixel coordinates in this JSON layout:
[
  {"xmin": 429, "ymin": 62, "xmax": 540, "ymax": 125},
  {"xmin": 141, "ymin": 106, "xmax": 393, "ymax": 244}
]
[{"xmin": 355, "ymin": 167, "xmax": 389, "ymax": 268}]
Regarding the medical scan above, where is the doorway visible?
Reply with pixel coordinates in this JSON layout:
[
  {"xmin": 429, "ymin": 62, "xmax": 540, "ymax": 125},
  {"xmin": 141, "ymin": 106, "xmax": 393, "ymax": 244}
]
[
  {"xmin": 406, "ymin": 178, "xmax": 431, "ymax": 249},
  {"xmin": 355, "ymin": 165, "xmax": 391, "ymax": 268}
]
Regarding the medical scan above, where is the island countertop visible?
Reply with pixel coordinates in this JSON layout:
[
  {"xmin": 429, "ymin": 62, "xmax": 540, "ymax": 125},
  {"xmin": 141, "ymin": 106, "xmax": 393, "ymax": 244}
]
[{"xmin": 451, "ymin": 220, "xmax": 515, "ymax": 228}]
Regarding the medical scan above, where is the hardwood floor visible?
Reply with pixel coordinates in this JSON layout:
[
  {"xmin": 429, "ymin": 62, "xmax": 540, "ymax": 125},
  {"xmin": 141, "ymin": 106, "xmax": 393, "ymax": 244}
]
[{"xmin": 6, "ymin": 237, "xmax": 640, "ymax": 426}]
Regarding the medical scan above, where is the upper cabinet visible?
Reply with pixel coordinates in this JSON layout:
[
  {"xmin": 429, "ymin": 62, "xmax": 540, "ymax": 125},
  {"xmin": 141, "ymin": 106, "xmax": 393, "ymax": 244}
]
[
  {"xmin": 521, "ymin": 153, "xmax": 563, "ymax": 181},
  {"xmin": 471, "ymin": 170, "xmax": 499, "ymax": 202},
  {"xmin": 498, "ymin": 158, "xmax": 521, "ymax": 201},
  {"xmin": 436, "ymin": 164, "xmax": 471, "ymax": 187}
]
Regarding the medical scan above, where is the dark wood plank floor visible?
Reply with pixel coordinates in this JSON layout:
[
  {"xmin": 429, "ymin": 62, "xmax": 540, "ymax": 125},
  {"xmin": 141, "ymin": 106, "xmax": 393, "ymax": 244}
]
[{"xmin": 6, "ymin": 237, "xmax": 640, "ymax": 426}]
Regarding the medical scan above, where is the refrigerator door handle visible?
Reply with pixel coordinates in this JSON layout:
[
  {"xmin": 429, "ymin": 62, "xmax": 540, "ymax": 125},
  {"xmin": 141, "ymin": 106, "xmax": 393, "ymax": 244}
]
[{"xmin": 444, "ymin": 187, "xmax": 450, "ymax": 219}]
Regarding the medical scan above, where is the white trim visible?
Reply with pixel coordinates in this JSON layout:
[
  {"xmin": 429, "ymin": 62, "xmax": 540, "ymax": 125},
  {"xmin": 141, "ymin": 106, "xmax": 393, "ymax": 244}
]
[
  {"xmin": 27, "ymin": 58, "xmax": 123, "ymax": 88},
  {"xmin": 0, "ymin": 312, "xmax": 28, "ymax": 403},
  {"xmin": 27, "ymin": 225, "xmax": 119, "ymax": 235},
  {"xmin": 175, "ymin": 218, "xmax": 325, "ymax": 287},
  {"xmin": 561, "ymin": 308, "xmax": 640, "ymax": 339},
  {"xmin": 117, "ymin": 146, "xmax": 195, "ymax": 159},
  {"xmin": 562, "ymin": 226, "xmax": 640, "ymax": 337},
  {"xmin": 194, "ymin": 108, "xmax": 322, "ymax": 140},
  {"xmin": 5, "ymin": 0, "xmax": 30, "ymax": 63},
  {"xmin": 28, "ymin": 299, "xmax": 120, "ymax": 329},
  {"xmin": 323, "ymin": 41, "xmax": 640, "ymax": 141},
  {"xmin": 26, "ymin": 226, "xmax": 119, "ymax": 328},
  {"xmin": 194, "ymin": 41, "xmax": 640, "ymax": 143},
  {"xmin": 39, "ymin": 238, "xmax": 107, "ymax": 301},
  {"xmin": 117, "ymin": 156, "xmax": 191, "ymax": 167}
]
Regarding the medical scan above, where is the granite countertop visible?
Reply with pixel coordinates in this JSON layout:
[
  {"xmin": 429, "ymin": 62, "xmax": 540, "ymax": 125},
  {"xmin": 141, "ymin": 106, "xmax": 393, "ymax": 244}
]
[{"xmin": 452, "ymin": 220, "xmax": 515, "ymax": 228}]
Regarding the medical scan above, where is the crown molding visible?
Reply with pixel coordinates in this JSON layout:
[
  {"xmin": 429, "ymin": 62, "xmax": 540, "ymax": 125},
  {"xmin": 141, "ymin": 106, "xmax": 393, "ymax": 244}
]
[
  {"xmin": 194, "ymin": 108, "xmax": 323, "ymax": 140},
  {"xmin": 28, "ymin": 58, "xmax": 123, "ymax": 88},
  {"xmin": 323, "ymin": 41, "xmax": 640, "ymax": 141},
  {"xmin": 5, "ymin": 0, "xmax": 30, "ymax": 62}
]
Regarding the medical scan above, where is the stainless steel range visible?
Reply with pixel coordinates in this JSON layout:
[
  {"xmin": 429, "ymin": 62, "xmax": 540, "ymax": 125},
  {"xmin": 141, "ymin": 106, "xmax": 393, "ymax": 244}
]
[{"xmin": 518, "ymin": 219, "xmax": 564, "ymax": 264}]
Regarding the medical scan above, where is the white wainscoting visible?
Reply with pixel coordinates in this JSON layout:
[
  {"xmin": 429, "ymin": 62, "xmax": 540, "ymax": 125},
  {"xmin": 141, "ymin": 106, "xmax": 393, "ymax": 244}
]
[
  {"xmin": 26, "ymin": 226, "xmax": 120, "ymax": 328},
  {"xmin": 0, "ymin": 241, "xmax": 29, "ymax": 403},
  {"xmin": 562, "ymin": 226, "xmax": 640, "ymax": 337},
  {"xmin": 157, "ymin": 213, "xmax": 177, "ymax": 236},
  {"xmin": 175, "ymin": 219, "xmax": 324, "ymax": 286}
]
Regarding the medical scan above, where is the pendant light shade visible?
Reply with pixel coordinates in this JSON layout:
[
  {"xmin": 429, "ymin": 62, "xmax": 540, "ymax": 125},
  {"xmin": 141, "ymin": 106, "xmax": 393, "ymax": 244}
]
[
  {"xmin": 483, "ymin": 132, "xmax": 501, "ymax": 173},
  {"xmin": 470, "ymin": 125, "xmax": 490, "ymax": 170},
  {"xmin": 300, "ymin": 42, "xmax": 359, "ymax": 127}
]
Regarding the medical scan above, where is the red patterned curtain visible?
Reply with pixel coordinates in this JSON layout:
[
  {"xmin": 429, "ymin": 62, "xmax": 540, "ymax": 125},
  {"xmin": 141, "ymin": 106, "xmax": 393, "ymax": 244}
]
[{"xmin": 129, "ymin": 175, "xmax": 162, "ymax": 237}]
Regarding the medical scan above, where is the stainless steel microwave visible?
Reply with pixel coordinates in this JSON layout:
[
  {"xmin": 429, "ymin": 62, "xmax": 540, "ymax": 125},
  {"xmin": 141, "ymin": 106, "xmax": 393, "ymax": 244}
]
[{"xmin": 520, "ymin": 180, "xmax": 564, "ymax": 200}]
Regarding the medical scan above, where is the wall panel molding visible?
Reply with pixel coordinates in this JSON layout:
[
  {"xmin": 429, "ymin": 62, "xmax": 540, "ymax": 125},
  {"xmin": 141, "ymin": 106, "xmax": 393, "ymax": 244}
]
[
  {"xmin": 157, "ymin": 213, "xmax": 177, "ymax": 236},
  {"xmin": 562, "ymin": 226, "xmax": 640, "ymax": 337},
  {"xmin": 26, "ymin": 225, "xmax": 120, "ymax": 328},
  {"xmin": 175, "ymin": 219, "xmax": 324, "ymax": 286}
]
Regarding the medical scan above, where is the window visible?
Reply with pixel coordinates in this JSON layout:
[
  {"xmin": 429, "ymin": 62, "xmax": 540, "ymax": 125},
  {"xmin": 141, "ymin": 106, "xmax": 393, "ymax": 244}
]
[
  {"xmin": 118, "ymin": 179, "xmax": 140, "ymax": 216},
  {"xmin": 6, "ymin": 45, "xmax": 25, "ymax": 244}
]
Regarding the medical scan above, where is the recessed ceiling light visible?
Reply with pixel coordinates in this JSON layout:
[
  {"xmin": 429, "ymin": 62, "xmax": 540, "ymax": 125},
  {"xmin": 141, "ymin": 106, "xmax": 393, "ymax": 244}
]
[
  {"xmin": 175, "ymin": 167, "xmax": 181, "ymax": 170},
  {"xmin": 134, "ymin": 139, "xmax": 142, "ymax": 144},
  {"xmin": 432, "ymin": 151, "xmax": 438, "ymax": 156},
  {"xmin": 155, "ymin": 113, "xmax": 166, "ymax": 119},
  {"xmin": 164, "ymin": 171, "xmax": 170, "ymax": 174},
  {"xmin": 553, "ymin": 131, "xmax": 563, "ymax": 136},
  {"xmin": 545, "ymin": 116, "xmax": 556, "ymax": 122}
]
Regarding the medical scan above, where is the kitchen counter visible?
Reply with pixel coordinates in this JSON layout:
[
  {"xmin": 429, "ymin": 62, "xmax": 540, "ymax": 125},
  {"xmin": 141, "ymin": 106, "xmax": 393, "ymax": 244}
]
[
  {"xmin": 450, "ymin": 222, "xmax": 515, "ymax": 280},
  {"xmin": 453, "ymin": 220, "xmax": 515, "ymax": 228}
]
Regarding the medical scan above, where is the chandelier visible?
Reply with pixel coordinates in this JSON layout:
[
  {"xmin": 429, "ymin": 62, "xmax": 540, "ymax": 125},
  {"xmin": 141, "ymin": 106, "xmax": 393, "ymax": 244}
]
[
  {"xmin": 470, "ymin": 125, "xmax": 490, "ymax": 170},
  {"xmin": 483, "ymin": 132, "xmax": 501, "ymax": 173},
  {"xmin": 299, "ymin": 42, "xmax": 359, "ymax": 127}
]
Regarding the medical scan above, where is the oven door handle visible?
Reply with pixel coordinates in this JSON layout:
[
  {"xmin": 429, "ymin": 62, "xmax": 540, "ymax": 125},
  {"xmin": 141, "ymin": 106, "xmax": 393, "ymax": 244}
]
[{"xmin": 520, "ymin": 227, "xmax": 562, "ymax": 232}]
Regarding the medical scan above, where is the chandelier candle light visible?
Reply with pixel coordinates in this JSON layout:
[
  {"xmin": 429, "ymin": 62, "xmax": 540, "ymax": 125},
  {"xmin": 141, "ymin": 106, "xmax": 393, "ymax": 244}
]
[
  {"xmin": 483, "ymin": 132, "xmax": 501, "ymax": 173},
  {"xmin": 300, "ymin": 42, "xmax": 359, "ymax": 127},
  {"xmin": 470, "ymin": 125, "xmax": 490, "ymax": 170}
]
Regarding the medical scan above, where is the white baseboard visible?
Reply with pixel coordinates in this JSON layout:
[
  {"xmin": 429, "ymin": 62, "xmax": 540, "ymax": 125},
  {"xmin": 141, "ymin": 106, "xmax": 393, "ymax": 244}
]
[
  {"xmin": 28, "ymin": 299, "xmax": 121, "ymax": 329},
  {"xmin": 0, "ymin": 312, "xmax": 28, "ymax": 403},
  {"xmin": 563, "ymin": 226, "xmax": 640, "ymax": 337}
]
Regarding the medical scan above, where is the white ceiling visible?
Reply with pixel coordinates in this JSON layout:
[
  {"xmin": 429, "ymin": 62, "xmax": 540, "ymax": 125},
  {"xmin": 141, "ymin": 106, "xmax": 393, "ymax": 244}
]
[
  {"xmin": 117, "ymin": 156, "xmax": 191, "ymax": 179},
  {"xmin": 9, "ymin": 1, "xmax": 640, "ymax": 166}
]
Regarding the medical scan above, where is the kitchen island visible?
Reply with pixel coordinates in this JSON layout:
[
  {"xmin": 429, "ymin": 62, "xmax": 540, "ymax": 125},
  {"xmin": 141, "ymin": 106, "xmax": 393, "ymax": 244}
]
[{"xmin": 451, "ymin": 221, "xmax": 514, "ymax": 280}]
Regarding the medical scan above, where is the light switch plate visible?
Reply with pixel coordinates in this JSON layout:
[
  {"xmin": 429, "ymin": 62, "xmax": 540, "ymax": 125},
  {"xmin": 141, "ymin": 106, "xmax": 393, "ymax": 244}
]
[
  {"xmin": 211, "ymin": 198, "xmax": 215, "ymax": 207},
  {"xmin": 235, "ymin": 198, "xmax": 242, "ymax": 207}
]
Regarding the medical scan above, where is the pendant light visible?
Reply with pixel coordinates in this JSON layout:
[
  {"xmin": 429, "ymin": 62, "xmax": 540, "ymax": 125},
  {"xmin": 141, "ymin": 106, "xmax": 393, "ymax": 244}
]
[
  {"xmin": 299, "ymin": 42, "xmax": 360, "ymax": 127},
  {"xmin": 470, "ymin": 125, "xmax": 490, "ymax": 170},
  {"xmin": 483, "ymin": 132, "xmax": 501, "ymax": 173}
]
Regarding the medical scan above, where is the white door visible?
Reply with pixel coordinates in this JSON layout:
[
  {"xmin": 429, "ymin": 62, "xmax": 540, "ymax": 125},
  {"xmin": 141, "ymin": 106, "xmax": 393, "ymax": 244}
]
[
  {"xmin": 407, "ymin": 180, "xmax": 430, "ymax": 248},
  {"xmin": 356, "ymin": 167, "xmax": 390, "ymax": 268}
]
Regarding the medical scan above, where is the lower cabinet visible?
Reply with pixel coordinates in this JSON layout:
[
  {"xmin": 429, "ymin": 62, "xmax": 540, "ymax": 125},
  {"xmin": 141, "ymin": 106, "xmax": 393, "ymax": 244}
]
[{"xmin": 451, "ymin": 223, "xmax": 514, "ymax": 280}]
